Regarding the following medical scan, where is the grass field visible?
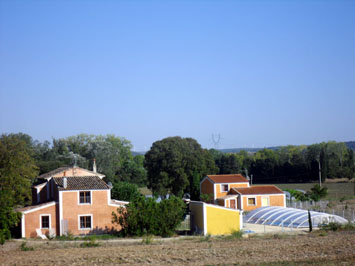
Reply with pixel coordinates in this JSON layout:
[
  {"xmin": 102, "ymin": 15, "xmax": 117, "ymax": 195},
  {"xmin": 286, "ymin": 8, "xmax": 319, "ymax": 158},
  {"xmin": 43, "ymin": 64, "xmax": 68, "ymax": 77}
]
[
  {"xmin": 1, "ymin": 231, "xmax": 354, "ymax": 265},
  {"xmin": 274, "ymin": 183, "xmax": 355, "ymax": 200}
]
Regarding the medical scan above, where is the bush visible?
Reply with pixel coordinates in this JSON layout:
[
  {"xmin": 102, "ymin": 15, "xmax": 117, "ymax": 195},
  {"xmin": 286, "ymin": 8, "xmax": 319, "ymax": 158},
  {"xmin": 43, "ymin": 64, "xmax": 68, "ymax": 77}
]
[
  {"xmin": 320, "ymin": 222, "xmax": 341, "ymax": 231},
  {"xmin": 141, "ymin": 235, "xmax": 154, "ymax": 245},
  {"xmin": 200, "ymin": 193, "xmax": 213, "ymax": 203},
  {"xmin": 55, "ymin": 232, "xmax": 75, "ymax": 241},
  {"xmin": 80, "ymin": 238, "xmax": 100, "ymax": 248},
  {"xmin": 342, "ymin": 222, "xmax": 355, "ymax": 231},
  {"xmin": 20, "ymin": 242, "xmax": 34, "ymax": 251},
  {"xmin": 113, "ymin": 195, "xmax": 186, "ymax": 237},
  {"xmin": 199, "ymin": 234, "xmax": 211, "ymax": 242},
  {"xmin": 229, "ymin": 230, "xmax": 243, "ymax": 239}
]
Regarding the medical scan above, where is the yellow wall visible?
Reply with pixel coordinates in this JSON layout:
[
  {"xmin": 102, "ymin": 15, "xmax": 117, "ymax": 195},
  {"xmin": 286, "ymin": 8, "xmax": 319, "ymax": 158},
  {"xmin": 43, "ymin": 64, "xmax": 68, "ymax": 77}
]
[{"xmin": 205, "ymin": 205, "xmax": 241, "ymax": 235}]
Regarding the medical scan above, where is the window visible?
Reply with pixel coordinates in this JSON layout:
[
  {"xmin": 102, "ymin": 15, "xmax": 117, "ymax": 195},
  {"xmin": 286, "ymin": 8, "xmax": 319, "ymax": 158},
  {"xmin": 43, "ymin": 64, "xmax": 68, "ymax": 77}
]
[
  {"xmin": 79, "ymin": 215, "xmax": 92, "ymax": 229},
  {"xmin": 221, "ymin": 184, "xmax": 229, "ymax": 192},
  {"xmin": 262, "ymin": 196, "xmax": 269, "ymax": 207},
  {"xmin": 247, "ymin": 197, "xmax": 256, "ymax": 206},
  {"xmin": 41, "ymin": 215, "xmax": 50, "ymax": 229},
  {"xmin": 79, "ymin": 191, "xmax": 91, "ymax": 204}
]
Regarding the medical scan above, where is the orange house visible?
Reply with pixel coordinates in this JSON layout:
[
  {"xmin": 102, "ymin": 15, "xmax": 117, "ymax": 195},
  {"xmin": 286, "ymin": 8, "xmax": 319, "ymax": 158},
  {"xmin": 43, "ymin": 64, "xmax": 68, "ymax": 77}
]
[
  {"xmin": 17, "ymin": 164, "xmax": 127, "ymax": 238},
  {"xmin": 200, "ymin": 174, "xmax": 285, "ymax": 211}
]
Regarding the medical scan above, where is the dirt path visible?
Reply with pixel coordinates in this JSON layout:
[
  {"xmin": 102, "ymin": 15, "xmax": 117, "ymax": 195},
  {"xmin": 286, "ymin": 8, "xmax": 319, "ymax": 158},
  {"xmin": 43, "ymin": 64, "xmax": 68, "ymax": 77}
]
[{"xmin": 1, "ymin": 231, "xmax": 354, "ymax": 265}]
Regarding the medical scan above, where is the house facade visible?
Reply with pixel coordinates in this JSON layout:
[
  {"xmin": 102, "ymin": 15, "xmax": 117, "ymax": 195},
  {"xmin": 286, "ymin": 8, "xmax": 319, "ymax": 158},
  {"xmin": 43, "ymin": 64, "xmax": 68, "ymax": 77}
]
[
  {"xmin": 17, "ymin": 165, "xmax": 127, "ymax": 238},
  {"xmin": 200, "ymin": 174, "xmax": 285, "ymax": 211}
]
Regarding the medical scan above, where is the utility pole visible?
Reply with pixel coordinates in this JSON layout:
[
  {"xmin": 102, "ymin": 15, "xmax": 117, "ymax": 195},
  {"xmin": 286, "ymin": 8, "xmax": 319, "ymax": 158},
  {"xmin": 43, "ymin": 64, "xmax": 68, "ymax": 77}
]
[{"xmin": 318, "ymin": 158, "xmax": 322, "ymax": 187}]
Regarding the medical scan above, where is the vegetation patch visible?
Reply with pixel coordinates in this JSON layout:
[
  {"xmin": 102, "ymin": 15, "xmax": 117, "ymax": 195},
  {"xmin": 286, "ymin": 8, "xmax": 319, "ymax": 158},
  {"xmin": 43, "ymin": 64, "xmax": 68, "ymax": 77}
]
[
  {"xmin": 113, "ymin": 195, "xmax": 186, "ymax": 237},
  {"xmin": 141, "ymin": 235, "xmax": 154, "ymax": 245},
  {"xmin": 198, "ymin": 234, "xmax": 211, "ymax": 242},
  {"xmin": 320, "ymin": 222, "xmax": 355, "ymax": 232},
  {"xmin": 224, "ymin": 230, "xmax": 244, "ymax": 240},
  {"xmin": 20, "ymin": 242, "xmax": 34, "ymax": 251},
  {"xmin": 80, "ymin": 239, "xmax": 100, "ymax": 248}
]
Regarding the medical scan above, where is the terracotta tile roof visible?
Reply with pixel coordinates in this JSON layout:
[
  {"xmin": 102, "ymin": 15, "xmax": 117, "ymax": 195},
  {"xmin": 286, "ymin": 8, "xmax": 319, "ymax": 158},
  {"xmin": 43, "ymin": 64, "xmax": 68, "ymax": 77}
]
[
  {"xmin": 37, "ymin": 166, "xmax": 105, "ymax": 179},
  {"xmin": 231, "ymin": 185, "xmax": 284, "ymax": 195},
  {"xmin": 16, "ymin": 201, "xmax": 56, "ymax": 213},
  {"xmin": 37, "ymin": 166, "xmax": 72, "ymax": 179},
  {"xmin": 207, "ymin": 174, "xmax": 249, "ymax": 183},
  {"xmin": 53, "ymin": 176, "xmax": 110, "ymax": 191},
  {"xmin": 217, "ymin": 195, "xmax": 239, "ymax": 200}
]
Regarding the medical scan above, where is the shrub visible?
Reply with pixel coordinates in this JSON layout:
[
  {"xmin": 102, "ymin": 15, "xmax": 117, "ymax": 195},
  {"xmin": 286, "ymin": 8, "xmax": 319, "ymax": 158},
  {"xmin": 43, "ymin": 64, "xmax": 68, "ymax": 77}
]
[
  {"xmin": 320, "ymin": 222, "xmax": 341, "ymax": 231},
  {"xmin": 199, "ymin": 234, "xmax": 211, "ymax": 242},
  {"xmin": 229, "ymin": 230, "xmax": 243, "ymax": 239},
  {"xmin": 141, "ymin": 235, "xmax": 154, "ymax": 245},
  {"xmin": 20, "ymin": 242, "xmax": 34, "ymax": 251},
  {"xmin": 200, "ymin": 193, "xmax": 213, "ymax": 203},
  {"xmin": 80, "ymin": 239, "xmax": 100, "ymax": 248},
  {"xmin": 113, "ymin": 195, "xmax": 186, "ymax": 237},
  {"xmin": 55, "ymin": 231, "xmax": 75, "ymax": 241},
  {"xmin": 342, "ymin": 222, "xmax": 355, "ymax": 231}
]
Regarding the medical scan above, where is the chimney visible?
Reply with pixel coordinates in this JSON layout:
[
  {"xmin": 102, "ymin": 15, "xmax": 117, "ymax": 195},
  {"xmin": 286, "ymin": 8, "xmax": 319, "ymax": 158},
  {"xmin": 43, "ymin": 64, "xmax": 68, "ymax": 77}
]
[
  {"xmin": 93, "ymin": 158, "xmax": 97, "ymax": 173},
  {"xmin": 63, "ymin": 177, "xmax": 67, "ymax": 189}
]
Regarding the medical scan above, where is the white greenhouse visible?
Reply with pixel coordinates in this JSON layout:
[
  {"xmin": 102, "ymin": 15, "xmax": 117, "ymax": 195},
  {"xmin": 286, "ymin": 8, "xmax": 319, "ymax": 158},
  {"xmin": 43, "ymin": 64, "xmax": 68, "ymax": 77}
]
[{"xmin": 244, "ymin": 206, "xmax": 348, "ymax": 229}]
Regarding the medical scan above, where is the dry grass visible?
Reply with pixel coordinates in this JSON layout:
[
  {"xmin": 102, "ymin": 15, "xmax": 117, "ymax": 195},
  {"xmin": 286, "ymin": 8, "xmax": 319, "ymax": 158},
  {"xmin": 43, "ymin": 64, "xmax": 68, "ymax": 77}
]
[
  {"xmin": 274, "ymin": 183, "xmax": 354, "ymax": 200},
  {"xmin": 1, "ymin": 231, "xmax": 354, "ymax": 265}
]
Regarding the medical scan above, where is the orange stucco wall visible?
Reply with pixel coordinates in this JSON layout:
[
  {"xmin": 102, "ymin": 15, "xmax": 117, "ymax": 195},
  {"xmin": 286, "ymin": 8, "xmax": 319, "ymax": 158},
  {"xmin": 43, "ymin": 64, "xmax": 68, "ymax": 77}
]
[
  {"xmin": 215, "ymin": 183, "xmax": 249, "ymax": 199},
  {"xmin": 61, "ymin": 190, "xmax": 121, "ymax": 235},
  {"xmin": 23, "ymin": 203, "xmax": 58, "ymax": 238},
  {"xmin": 200, "ymin": 179, "xmax": 214, "ymax": 201},
  {"xmin": 242, "ymin": 194, "xmax": 285, "ymax": 211}
]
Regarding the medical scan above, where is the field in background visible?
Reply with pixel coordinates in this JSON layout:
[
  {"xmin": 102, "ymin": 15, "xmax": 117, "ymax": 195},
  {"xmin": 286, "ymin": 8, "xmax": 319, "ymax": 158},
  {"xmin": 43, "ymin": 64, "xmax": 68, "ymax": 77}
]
[
  {"xmin": 139, "ymin": 182, "xmax": 355, "ymax": 199},
  {"xmin": 274, "ymin": 183, "xmax": 354, "ymax": 200}
]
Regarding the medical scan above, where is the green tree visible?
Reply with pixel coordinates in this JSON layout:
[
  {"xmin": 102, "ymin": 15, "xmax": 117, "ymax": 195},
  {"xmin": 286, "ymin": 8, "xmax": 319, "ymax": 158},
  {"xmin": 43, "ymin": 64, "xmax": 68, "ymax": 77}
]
[
  {"xmin": 0, "ymin": 134, "xmax": 38, "ymax": 244},
  {"xmin": 111, "ymin": 181, "xmax": 141, "ymax": 202},
  {"xmin": 36, "ymin": 134, "xmax": 140, "ymax": 184},
  {"xmin": 0, "ymin": 190, "xmax": 22, "ymax": 244},
  {"xmin": 307, "ymin": 184, "xmax": 328, "ymax": 202},
  {"xmin": 0, "ymin": 134, "xmax": 38, "ymax": 205},
  {"xmin": 144, "ymin": 137, "xmax": 217, "ymax": 199},
  {"xmin": 112, "ymin": 195, "xmax": 185, "ymax": 237}
]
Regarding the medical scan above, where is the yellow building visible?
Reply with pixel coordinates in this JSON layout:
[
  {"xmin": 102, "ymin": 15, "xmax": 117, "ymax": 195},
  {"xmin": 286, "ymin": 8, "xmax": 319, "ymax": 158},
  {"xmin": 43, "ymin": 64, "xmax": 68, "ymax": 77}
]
[{"xmin": 189, "ymin": 201, "xmax": 242, "ymax": 235}]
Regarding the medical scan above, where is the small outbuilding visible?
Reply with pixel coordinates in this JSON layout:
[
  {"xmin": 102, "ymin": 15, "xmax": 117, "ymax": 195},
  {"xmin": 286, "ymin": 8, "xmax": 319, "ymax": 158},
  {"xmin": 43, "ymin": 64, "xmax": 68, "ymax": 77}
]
[{"xmin": 189, "ymin": 201, "xmax": 243, "ymax": 235}]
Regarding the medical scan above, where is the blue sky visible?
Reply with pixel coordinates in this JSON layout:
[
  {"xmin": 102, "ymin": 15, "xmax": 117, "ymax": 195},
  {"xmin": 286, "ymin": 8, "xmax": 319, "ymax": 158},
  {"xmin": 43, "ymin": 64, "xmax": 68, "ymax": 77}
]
[{"xmin": 1, "ymin": 0, "xmax": 354, "ymax": 151}]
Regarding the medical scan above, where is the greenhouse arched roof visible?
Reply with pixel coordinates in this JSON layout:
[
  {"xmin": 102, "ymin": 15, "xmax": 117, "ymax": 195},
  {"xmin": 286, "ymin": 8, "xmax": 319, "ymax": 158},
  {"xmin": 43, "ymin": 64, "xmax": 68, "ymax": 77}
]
[{"xmin": 244, "ymin": 206, "xmax": 348, "ymax": 228}]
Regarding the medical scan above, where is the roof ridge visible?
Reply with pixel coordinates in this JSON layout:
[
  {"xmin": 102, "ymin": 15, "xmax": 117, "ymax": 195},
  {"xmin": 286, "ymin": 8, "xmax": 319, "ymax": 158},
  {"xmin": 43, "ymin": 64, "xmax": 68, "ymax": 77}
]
[{"xmin": 53, "ymin": 175, "xmax": 102, "ymax": 178}]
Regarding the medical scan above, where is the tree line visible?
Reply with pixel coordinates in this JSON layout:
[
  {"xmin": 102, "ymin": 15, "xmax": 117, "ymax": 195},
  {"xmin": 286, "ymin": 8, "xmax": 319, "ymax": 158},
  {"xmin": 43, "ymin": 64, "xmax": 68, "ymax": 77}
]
[{"xmin": 212, "ymin": 142, "xmax": 355, "ymax": 184}]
